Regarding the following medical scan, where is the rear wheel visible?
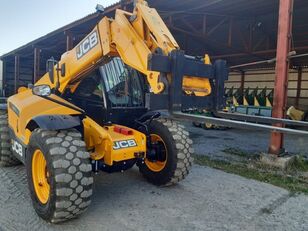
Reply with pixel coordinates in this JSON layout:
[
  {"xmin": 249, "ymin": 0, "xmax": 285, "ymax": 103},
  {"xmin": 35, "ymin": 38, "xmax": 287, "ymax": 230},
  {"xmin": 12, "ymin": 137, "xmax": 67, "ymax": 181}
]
[
  {"xmin": 26, "ymin": 129, "xmax": 93, "ymax": 223},
  {"xmin": 201, "ymin": 122, "xmax": 215, "ymax": 130},
  {"xmin": 0, "ymin": 112, "xmax": 20, "ymax": 166},
  {"xmin": 138, "ymin": 119, "xmax": 194, "ymax": 186}
]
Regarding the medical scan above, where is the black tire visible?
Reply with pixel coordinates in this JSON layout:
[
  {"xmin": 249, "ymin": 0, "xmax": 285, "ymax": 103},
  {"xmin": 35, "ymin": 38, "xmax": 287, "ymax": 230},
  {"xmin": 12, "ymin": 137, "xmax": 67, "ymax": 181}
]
[
  {"xmin": 26, "ymin": 129, "xmax": 93, "ymax": 223},
  {"xmin": 201, "ymin": 123, "xmax": 215, "ymax": 130},
  {"xmin": 304, "ymin": 112, "xmax": 308, "ymax": 122},
  {"xmin": 139, "ymin": 119, "xmax": 194, "ymax": 186},
  {"xmin": 192, "ymin": 121, "xmax": 202, "ymax": 127},
  {"xmin": 0, "ymin": 112, "xmax": 20, "ymax": 167}
]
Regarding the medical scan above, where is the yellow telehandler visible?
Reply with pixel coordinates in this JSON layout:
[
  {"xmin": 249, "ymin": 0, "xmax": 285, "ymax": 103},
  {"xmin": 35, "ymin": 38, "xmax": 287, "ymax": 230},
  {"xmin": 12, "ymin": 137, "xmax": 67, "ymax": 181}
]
[{"xmin": 0, "ymin": 0, "xmax": 227, "ymax": 223}]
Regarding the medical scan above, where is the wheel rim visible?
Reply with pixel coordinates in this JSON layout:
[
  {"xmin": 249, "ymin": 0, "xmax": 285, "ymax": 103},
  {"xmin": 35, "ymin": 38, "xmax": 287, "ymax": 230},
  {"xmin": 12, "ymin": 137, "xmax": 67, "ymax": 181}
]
[
  {"xmin": 204, "ymin": 123, "xmax": 213, "ymax": 129},
  {"xmin": 145, "ymin": 134, "xmax": 167, "ymax": 172},
  {"xmin": 32, "ymin": 149, "xmax": 50, "ymax": 204}
]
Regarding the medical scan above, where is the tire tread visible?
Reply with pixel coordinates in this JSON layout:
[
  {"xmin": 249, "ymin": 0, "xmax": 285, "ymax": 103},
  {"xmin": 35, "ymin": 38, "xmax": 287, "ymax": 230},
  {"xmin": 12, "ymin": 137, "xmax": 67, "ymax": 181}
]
[
  {"xmin": 28, "ymin": 129, "xmax": 93, "ymax": 223},
  {"xmin": 0, "ymin": 112, "xmax": 20, "ymax": 167}
]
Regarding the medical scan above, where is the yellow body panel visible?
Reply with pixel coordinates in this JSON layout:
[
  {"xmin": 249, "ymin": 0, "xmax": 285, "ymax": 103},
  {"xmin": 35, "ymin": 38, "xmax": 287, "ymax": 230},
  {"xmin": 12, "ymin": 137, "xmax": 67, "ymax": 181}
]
[
  {"xmin": 8, "ymin": 90, "xmax": 146, "ymax": 165},
  {"xmin": 83, "ymin": 117, "xmax": 146, "ymax": 165},
  {"xmin": 36, "ymin": 27, "xmax": 104, "ymax": 91},
  {"xmin": 8, "ymin": 90, "xmax": 80, "ymax": 144},
  {"xmin": 110, "ymin": 9, "xmax": 164, "ymax": 93},
  {"xmin": 34, "ymin": 0, "xmax": 211, "ymax": 96},
  {"xmin": 183, "ymin": 54, "xmax": 212, "ymax": 96},
  {"xmin": 182, "ymin": 77, "xmax": 211, "ymax": 96},
  {"xmin": 287, "ymin": 106, "xmax": 305, "ymax": 121},
  {"xmin": 132, "ymin": 2, "xmax": 179, "ymax": 54}
]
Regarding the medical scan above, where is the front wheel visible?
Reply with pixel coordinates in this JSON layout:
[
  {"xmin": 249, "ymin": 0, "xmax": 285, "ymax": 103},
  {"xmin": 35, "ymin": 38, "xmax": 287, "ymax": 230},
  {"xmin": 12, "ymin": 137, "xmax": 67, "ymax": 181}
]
[
  {"xmin": 26, "ymin": 129, "xmax": 93, "ymax": 223},
  {"xmin": 138, "ymin": 119, "xmax": 194, "ymax": 186}
]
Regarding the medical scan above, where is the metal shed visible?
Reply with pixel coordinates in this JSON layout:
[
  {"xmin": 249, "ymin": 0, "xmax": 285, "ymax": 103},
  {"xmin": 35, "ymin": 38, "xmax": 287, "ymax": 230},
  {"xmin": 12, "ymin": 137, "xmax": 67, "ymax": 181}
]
[{"xmin": 0, "ymin": 0, "xmax": 307, "ymax": 154}]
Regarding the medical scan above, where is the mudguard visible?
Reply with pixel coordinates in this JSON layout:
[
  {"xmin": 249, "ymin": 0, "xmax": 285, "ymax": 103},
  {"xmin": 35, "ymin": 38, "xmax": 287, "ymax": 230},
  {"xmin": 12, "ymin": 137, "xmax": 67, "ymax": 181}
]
[{"xmin": 27, "ymin": 115, "xmax": 81, "ymax": 131}]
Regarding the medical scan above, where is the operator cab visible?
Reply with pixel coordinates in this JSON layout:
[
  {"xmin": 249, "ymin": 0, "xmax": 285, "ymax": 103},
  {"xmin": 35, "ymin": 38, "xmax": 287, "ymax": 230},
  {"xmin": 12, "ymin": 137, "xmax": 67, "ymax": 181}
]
[{"xmin": 68, "ymin": 58, "xmax": 147, "ymax": 126}]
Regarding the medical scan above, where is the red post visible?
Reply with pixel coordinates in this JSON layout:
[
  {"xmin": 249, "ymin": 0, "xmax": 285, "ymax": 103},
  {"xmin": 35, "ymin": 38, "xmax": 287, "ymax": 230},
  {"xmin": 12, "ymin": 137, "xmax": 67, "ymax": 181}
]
[{"xmin": 269, "ymin": 0, "xmax": 294, "ymax": 155}]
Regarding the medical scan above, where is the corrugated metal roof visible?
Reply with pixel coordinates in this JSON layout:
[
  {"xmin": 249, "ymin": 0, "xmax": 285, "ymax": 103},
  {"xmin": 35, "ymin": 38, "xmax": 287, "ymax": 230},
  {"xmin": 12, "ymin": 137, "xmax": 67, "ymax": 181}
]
[
  {"xmin": 0, "ymin": 0, "xmax": 130, "ymax": 59},
  {"xmin": 1, "ymin": 0, "xmax": 308, "ymax": 67}
]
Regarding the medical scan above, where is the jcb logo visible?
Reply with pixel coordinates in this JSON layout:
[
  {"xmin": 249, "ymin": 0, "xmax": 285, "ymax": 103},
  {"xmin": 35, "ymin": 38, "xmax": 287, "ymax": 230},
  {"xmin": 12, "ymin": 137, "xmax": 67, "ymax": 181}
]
[
  {"xmin": 76, "ymin": 31, "xmax": 98, "ymax": 59},
  {"xmin": 113, "ymin": 139, "xmax": 137, "ymax": 150},
  {"xmin": 11, "ymin": 140, "xmax": 23, "ymax": 157}
]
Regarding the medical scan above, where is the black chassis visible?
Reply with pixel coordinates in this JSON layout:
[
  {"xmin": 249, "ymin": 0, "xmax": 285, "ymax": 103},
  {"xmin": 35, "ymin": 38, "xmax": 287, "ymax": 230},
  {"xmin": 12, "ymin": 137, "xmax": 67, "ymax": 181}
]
[{"xmin": 147, "ymin": 49, "xmax": 228, "ymax": 113}]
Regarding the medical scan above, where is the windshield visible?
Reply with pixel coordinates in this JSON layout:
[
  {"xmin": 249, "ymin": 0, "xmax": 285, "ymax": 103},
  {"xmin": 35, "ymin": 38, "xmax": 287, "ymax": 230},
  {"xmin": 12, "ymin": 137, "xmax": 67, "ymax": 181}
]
[{"xmin": 99, "ymin": 58, "xmax": 144, "ymax": 107}]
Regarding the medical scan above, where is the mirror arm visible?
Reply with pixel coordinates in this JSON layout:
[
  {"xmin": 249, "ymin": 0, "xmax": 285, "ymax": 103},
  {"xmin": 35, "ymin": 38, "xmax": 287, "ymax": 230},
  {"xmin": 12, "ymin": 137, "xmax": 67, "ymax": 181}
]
[{"xmin": 55, "ymin": 63, "xmax": 61, "ymax": 91}]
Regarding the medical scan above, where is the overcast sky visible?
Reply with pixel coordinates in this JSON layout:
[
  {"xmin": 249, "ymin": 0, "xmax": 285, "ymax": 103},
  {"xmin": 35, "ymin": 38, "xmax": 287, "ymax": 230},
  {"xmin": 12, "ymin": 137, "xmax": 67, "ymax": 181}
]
[{"xmin": 0, "ymin": 0, "xmax": 119, "ymax": 56}]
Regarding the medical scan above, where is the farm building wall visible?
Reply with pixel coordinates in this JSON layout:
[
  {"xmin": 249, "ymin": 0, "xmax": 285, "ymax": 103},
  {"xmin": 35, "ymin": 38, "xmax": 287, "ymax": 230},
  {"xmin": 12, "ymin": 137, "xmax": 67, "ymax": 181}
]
[{"xmin": 225, "ymin": 69, "xmax": 308, "ymax": 110}]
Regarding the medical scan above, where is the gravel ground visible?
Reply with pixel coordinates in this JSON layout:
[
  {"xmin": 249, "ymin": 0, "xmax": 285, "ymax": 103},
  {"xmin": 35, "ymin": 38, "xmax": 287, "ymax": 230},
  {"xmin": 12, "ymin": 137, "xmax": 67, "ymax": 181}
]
[{"xmin": 0, "ymin": 124, "xmax": 307, "ymax": 231}]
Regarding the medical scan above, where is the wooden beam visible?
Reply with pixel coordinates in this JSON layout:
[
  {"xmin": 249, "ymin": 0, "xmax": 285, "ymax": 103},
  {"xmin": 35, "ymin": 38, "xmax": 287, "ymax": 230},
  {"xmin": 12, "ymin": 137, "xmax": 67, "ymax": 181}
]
[
  {"xmin": 33, "ymin": 47, "xmax": 41, "ymax": 83},
  {"xmin": 240, "ymin": 71, "xmax": 245, "ymax": 96},
  {"xmin": 234, "ymin": 22, "xmax": 249, "ymax": 52},
  {"xmin": 181, "ymin": 17, "xmax": 199, "ymax": 34},
  {"xmin": 168, "ymin": 16, "xmax": 172, "ymax": 26},
  {"xmin": 1, "ymin": 60, "xmax": 6, "ymax": 97},
  {"xmin": 295, "ymin": 67, "xmax": 302, "ymax": 108},
  {"xmin": 228, "ymin": 17, "xmax": 233, "ymax": 47},
  {"xmin": 202, "ymin": 15, "xmax": 207, "ymax": 36},
  {"xmin": 253, "ymin": 36, "xmax": 267, "ymax": 51},
  {"xmin": 169, "ymin": 25, "xmax": 251, "ymax": 64},
  {"xmin": 14, "ymin": 55, "xmax": 20, "ymax": 93},
  {"xmin": 184, "ymin": 34, "xmax": 188, "ymax": 51},
  {"xmin": 65, "ymin": 31, "xmax": 74, "ymax": 51},
  {"xmin": 206, "ymin": 18, "xmax": 227, "ymax": 38},
  {"xmin": 249, "ymin": 23, "xmax": 253, "ymax": 52}
]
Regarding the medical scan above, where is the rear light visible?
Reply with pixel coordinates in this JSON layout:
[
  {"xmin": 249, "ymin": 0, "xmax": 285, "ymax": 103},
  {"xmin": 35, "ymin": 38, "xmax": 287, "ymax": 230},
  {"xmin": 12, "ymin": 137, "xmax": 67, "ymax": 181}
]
[{"xmin": 113, "ymin": 126, "xmax": 133, "ymax": 135}]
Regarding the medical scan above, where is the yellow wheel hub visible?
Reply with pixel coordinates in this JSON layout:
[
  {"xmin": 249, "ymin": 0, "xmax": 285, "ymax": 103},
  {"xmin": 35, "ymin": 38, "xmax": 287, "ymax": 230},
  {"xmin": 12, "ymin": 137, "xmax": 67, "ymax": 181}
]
[
  {"xmin": 145, "ymin": 134, "xmax": 167, "ymax": 172},
  {"xmin": 205, "ymin": 123, "xmax": 213, "ymax": 129},
  {"xmin": 32, "ymin": 149, "xmax": 50, "ymax": 204}
]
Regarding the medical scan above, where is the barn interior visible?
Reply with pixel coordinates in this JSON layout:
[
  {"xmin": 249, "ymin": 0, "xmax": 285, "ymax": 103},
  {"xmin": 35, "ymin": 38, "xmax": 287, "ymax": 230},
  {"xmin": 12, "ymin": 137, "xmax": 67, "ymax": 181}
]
[{"xmin": 0, "ymin": 0, "xmax": 307, "ymax": 154}]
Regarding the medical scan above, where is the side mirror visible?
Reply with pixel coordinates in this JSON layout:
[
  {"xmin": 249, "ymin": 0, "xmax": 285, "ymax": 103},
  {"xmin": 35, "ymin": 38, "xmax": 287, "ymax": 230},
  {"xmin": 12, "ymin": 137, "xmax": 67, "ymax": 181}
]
[
  {"xmin": 32, "ymin": 85, "xmax": 51, "ymax": 97},
  {"xmin": 46, "ymin": 58, "xmax": 57, "ymax": 84},
  {"xmin": 61, "ymin": 63, "xmax": 66, "ymax": 77}
]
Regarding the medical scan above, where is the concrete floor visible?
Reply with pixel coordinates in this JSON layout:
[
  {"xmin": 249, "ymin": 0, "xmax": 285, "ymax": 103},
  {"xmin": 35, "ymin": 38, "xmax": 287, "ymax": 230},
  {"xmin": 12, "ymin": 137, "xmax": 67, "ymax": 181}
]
[
  {"xmin": 0, "ymin": 124, "xmax": 307, "ymax": 231},
  {"xmin": 186, "ymin": 123, "xmax": 308, "ymax": 159}
]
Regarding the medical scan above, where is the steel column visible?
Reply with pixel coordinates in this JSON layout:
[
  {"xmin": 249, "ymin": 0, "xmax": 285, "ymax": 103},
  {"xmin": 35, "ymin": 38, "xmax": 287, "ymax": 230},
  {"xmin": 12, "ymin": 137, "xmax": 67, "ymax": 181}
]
[
  {"xmin": 269, "ymin": 0, "xmax": 294, "ymax": 155},
  {"xmin": 14, "ymin": 55, "xmax": 20, "ymax": 93},
  {"xmin": 33, "ymin": 47, "xmax": 41, "ymax": 83},
  {"xmin": 295, "ymin": 67, "xmax": 302, "ymax": 108}
]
